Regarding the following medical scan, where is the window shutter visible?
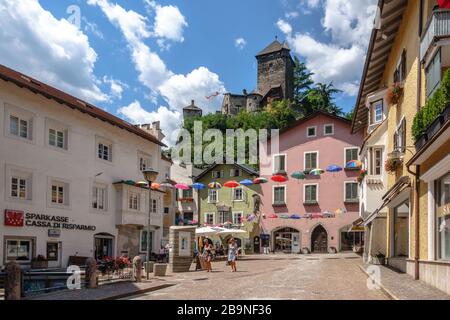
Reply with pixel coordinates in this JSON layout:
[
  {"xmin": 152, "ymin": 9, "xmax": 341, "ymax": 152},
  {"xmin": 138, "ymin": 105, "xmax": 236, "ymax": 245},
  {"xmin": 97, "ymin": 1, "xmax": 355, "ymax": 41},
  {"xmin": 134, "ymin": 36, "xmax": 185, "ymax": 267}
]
[
  {"xmin": 402, "ymin": 118, "xmax": 407, "ymax": 150},
  {"xmin": 401, "ymin": 50, "xmax": 407, "ymax": 81}
]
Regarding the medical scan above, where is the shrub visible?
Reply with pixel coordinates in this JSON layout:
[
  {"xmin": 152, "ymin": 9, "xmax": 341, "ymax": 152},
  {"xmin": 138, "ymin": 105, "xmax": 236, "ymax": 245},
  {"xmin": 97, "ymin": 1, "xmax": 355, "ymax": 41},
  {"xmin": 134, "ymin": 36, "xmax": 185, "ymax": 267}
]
[{"xmin": 413, "ymin": 69, "xmax": 450, "ymax": 141}]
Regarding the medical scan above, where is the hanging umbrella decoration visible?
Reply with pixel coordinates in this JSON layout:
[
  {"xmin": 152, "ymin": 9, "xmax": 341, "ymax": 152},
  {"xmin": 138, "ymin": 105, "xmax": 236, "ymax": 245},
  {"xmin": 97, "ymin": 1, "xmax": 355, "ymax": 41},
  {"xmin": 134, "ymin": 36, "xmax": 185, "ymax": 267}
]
[
  {"xmin": 326, "ymin": 165, "xmax": 343, "ymax": 173},
  {"xmin": 175, "ymin": 183, "xmax": 190, "ymax": 190},
  {"xmin": 191, "ymin": 183, "xmax": 206, "ymax": 190},
  {"xmin": 239, "ymin": 179, "xmax": 254, "ymax": 186},
  {"xmin": 151, "ymin": 182, "xmax": 161, "ymax": 190},
  {"xmin": 224, "ymin": 181, "xmax": 240, "ymax": 188},
  {"xmin": 290, "ymin": 214, "xmax": 301, "ymax": 220},
  {"xmin": 291, "ymin": 171, "xmax": 306, "ymax": 181},
  {"xmin": 208, "ymin": 182, "xmax": 223, "ymax": 189},
  {"xmin": 268, "ymin": 214, "xmax": 278, "ymax": 219},
  {"xmin": 280, "ymin": 214, "xmax": 290, "ymax": 219},
  {"xmin": 309, "ymin": 169, "xmax": 325, "ymax": 176},
  {"xmin": 253, "ymin": 177, "xmax": 268, "ymax": 184},
  {"xmin": 271, "ymin": 175, "xmax": 288, "ymax": 183},
  {"xmin": 438, "ymin": 0, "xmax": 450, "ymax": 9},
  {"xmin": 346, "ymin": 160, "xmax": 363, "ymax": 169},
  {"xmin": 160, "ymin": 182, "xmax": 175, "ymax": 189}
]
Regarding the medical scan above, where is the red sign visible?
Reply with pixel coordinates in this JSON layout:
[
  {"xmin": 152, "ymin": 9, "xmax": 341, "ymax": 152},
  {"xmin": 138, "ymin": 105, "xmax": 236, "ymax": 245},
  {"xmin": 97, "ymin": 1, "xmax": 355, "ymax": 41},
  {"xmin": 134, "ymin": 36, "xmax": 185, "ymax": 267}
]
[
  {"xmin": 438, "ymin": 0, "xmax": 450, "ymax": 8},
  {"xmin": 4, "ymin": 210, "xmax": 24, "ymax": 227}
]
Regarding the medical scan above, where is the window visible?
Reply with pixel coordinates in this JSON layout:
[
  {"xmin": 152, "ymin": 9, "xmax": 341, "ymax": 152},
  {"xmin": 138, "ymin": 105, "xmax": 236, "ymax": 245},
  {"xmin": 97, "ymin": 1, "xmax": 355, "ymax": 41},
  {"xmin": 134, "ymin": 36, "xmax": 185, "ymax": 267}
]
[
  {"xmin": 273, "ymin": 154, "xmax": 286, "ymax": 173},
  {"xmin": 164, "ymin": 207, "xmax": 169, "ymax": 214},
  {"xmin": 345, "ymin": 148, "xmax": 359, "ymax": 166},
  {"xmin": 232, "ymin": 212, "xmax": 243, "ymax": 224},
  {"xmin": 304, "ymin": 184, "xmax": 318, "ymax": 203},
  {"xmin": 393, "ymin": 49, "xmax": 407, "ymax": 84},
  {"xmin": 208, "ymin": 189, "xmax": 218, "ymax": 203},
  {"xmin": 345, "ymin": 182, "xmax": 359, "ymax": 202},
  {"xmin": 426, "ymin": 49, "xmax": 441, "ymax": 98},
  {"xmin": 11, "ymin": 176, "xmax": 27, "ymax": 199},
  {"xmin": 212, "ymin": 170, "xmax": 224, "ymax": 179},
  {"xmin": 324, "ymin": 124, "xmax": 334, "ymax": 136},
  {"xmin": 98, "ymin": 143, "xmax": 112, "ymax": 161},
  {"xmin": 10, "ymin": 115, "xmax": 29, "ymax": 139},
  {"xmin": 139, "ymin": 154, "xmax": 152, "ymax": 171},
  {"xmin": 370, "ymin": 100, "xmax": 384, "ymax": 124},
  {"xmin": 394, "ymin": 118, "xmax": 407, "ymax": 152},
  {"xmin": 129, "ymin": 192, "xmax": 140, "ymax": 210},
  {"xmin": 205, "ymin": 213, "xmax": 215, "ymax": 225},
  {"xmin": 46, "ymin": 242, "xmax": 59, "ymax": 262},
  {"xmin": 305, "ymin": 152, "xmax": 318, "ymax": 171},
  {"xmin": 51, "ymin": 182, "xmax": 67, "ymax": 205},
  {"xmin": 218, "ymin": 211, "xmax": 229, "ymax": 224},
  {"xmin": 182, "ymin": 189, "xmax": 193, "ymax": 199},
  {"xmin": 49, "ymin": 129, "xmax": 65, "ymax": 149},
  {"xmin": 92, "ymin": 185, "xmax": 106, "ymax": 211},
  {"xmin": 307, "ymin": 126, "xmax": 317, "ymax": 137},
  {"xmin": 233, "ymin": 188, "xmax": 244, "ymax": 201},
  {"xmin": 6, "ymin": 239, "xmax": 32, "ymax": 262},
  {"xmin": 437, "ymin": 173, "xmax": 450, "ymax": 261},
  {"xmin": 273, "ymin": 186, "xmax": 286, "ymax": 205},
  {"xmin": 151, "ymin": 199, "xmax": 157, "ymax": 213},
  {"xmin": 140, "ymin": 230, "xmax": 153, "ymax": 253},
  {"xmin": 230, "ymin": 168, "xmax": 241, "ymax": 177},
  {"xmin": 369, "ymin": 147, "xmax": 383, "ymax": 176}
]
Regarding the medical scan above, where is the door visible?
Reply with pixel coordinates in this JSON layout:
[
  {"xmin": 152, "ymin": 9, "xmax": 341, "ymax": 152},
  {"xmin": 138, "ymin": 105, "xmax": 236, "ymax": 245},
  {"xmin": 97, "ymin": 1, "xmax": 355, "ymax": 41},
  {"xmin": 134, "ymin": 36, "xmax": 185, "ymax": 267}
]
[
  {"xmin": 94, "ymin": 236, "xmax": 113, "ymax": 260},
  {"xmin": 311, "ymin": 225, "xmax": 328, "ymax": 253},
  {"xmin": 47, "ymin": 242, "xmax": 62, "ymax": 268},
  {"xmin": 253, "ymin": 236, "xmax": 260, "ymax": 254},
  {"xmin": 292, "ymin": 233, "xmax": 300, "ymax": 253}
]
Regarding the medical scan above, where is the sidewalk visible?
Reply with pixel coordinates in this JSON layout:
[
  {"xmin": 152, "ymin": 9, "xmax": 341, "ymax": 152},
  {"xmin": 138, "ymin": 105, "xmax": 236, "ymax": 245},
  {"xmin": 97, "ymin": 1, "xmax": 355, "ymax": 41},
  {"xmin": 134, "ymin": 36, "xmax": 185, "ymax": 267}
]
[
  {"xmin": 358, "ymin": 263, "xmax": 450, "ymax": 300},
  {"xmin": 24, "ymin": 279, "xmax": 175, "ymax": 300}
]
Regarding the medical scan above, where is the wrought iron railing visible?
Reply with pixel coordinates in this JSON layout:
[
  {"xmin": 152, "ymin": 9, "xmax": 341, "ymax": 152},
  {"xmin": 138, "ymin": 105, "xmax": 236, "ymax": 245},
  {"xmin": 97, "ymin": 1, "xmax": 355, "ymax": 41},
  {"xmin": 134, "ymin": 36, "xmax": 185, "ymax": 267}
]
[{"xmin": 420, "ymin": 9, "xmax": 450, "ymax": 62}]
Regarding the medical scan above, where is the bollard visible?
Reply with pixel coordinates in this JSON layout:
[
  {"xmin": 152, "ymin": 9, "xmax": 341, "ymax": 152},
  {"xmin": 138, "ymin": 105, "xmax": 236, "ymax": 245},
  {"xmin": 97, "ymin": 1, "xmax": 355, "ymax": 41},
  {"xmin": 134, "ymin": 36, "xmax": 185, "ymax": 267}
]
[
  {"xmin": 133, "ymin": 256, "xmax": 142, "ymax": 282},
  {"xmin": 85, "ymin": 258, "xmax": 98, "ymax": 289},
  {"xmin": 5, "ymin": 261, "xmax": 21, "ymax": 300}
]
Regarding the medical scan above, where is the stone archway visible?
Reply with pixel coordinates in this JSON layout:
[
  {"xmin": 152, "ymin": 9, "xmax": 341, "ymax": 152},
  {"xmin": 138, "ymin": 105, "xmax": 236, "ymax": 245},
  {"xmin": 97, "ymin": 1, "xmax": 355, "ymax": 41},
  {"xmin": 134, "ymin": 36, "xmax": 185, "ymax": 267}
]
[
  {"xmin": 311, "ymin": 225, "xmax": 328, "ymax": 253},
  {"xmin": 271, "ymin": 227, "xmax": 301, "ymax": 254}
]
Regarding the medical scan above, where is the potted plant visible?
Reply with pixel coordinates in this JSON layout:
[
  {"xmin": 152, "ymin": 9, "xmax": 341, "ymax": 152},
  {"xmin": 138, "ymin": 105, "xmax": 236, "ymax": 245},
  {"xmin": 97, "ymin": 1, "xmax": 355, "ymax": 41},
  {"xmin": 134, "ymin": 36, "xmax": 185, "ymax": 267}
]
[
  {"xmin": 371, "ymin": 252, "xmax": 386, "ymax": 265},
  {"xmin": 31, "ymin": 255, "xmax": 48, "ymax": 269},
  {"xmin": 385, "ymin": 157, "xmax": 402, "ymax": 174},
  {"xmin": 356, "ymin": 169, "xmax": 367, "ymax": 184},
  {"xmin": 387, "ymin": 82, "xmax": 404, "ymax": 105}
]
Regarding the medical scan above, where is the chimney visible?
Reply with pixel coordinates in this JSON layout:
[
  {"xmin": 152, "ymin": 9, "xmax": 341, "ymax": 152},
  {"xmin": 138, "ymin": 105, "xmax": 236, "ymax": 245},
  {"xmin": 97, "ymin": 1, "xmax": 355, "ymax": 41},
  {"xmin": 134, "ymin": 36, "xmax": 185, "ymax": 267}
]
[
  {"xmin": 191, "ymin": 100, "xmax": 195, "ymax": 106},
  {"xmin": 152, "ymin": 121, "xmax": 160, "ymax": 131},
  {"xmin": 243, "ymin": 89, "xmax": 248, "ymax": 96}
]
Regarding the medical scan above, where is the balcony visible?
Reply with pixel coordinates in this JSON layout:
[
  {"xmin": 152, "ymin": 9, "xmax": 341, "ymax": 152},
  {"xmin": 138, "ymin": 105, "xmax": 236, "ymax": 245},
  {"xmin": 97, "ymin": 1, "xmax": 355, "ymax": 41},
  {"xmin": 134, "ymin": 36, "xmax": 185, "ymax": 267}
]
[
  {"xmin": 420, "ymin": 9, "xmax": 450, "ymax": 62},
  {"xmin": 118, "ymin": 210, "xmax": 163, "ymax": 228}
]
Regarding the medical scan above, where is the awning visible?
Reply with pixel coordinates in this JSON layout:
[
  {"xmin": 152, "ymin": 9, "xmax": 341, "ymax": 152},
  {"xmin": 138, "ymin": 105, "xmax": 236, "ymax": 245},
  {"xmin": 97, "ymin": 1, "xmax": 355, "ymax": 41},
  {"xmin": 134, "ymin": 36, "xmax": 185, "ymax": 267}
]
[
  {"xmin": 348, "ymin": 225, "xmax": 365, "ymax": 233},
  {"xmin": 363, "ymin": 176, "xmax": 411, "ymax": 225}
]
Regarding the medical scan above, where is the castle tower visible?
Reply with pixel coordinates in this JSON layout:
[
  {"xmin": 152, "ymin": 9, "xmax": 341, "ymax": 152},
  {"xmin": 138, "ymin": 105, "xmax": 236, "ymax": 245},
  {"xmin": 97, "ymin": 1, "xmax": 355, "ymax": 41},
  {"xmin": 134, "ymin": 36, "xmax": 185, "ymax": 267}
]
[
  {"xmin": 255, "ymin": 39, "xmax": 294, "ymax": 102},
  {"xmin": 183, "ymin": 100, "xmax": 203, "ymax": 120}
]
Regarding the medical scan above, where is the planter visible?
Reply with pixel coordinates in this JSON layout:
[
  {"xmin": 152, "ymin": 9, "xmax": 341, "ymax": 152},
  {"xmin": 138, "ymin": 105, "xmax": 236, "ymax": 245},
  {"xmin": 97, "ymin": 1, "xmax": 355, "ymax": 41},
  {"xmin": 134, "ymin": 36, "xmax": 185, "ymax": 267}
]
[
  {"xmin": 371, "ymin": 256, "xmax": 385, "ymax": 265},
  {"xmin": 31, "ymin": 260, "xmax": 48, "ymax": 269},
  {"xmin": 328, "ymin": 247, "xmax": 337, "ymax": 254},
  {"xmin": 428, "ymin": 115, "xmax": 444, "ymax": 139},
  {"xmin": 144, "ymin": 261, "xmax": 154, "ymax": 273},
  {"xmin": 414, "ymin": 133, "xmax": 428, "ymax": 151},
  {"xmin": 443, "ymin": 103, "xmax": 450, "ymax": 123},
  {"xmin": 154, "ymin": 264, "xmax": 168, "ymax": 277},
  {"xmin": 301, "ymin": 247, "xmax": 310, "ymax": 255}
]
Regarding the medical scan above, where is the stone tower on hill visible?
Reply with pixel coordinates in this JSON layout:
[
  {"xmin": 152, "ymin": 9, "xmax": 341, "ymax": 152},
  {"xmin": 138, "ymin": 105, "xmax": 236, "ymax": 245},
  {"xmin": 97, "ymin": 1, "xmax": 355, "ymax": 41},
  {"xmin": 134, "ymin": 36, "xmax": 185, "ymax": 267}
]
[
  {"xmin": 221, "ymin": 39, "xmax": 294, "ymax": 116},
  {"xmin": 183, "ymin": 100, "xmax": 203, "ymax": 120}
]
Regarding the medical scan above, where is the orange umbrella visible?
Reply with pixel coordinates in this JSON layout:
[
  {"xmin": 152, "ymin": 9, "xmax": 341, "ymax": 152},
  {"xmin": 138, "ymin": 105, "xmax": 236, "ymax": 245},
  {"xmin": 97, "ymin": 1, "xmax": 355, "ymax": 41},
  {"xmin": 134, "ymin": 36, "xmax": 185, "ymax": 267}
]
[{"xmin": 224, "ymin": 181, "xmax": 240, "ymax": 188}]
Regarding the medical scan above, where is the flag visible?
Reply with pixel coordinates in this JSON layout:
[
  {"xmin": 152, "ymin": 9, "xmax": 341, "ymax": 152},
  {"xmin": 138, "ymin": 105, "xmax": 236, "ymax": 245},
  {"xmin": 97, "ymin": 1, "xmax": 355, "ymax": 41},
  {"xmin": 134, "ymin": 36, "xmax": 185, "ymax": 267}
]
[
  {"xmin": 5, "ymin": 210, "xmax": 24, "ymax": 227},
  {"xmin": 438, "ymin": 0, "xmax": 450, "ymax": 8},
  {"xmin": 205, "ymin": 91, "xmax": 220, "ymax": 100}
]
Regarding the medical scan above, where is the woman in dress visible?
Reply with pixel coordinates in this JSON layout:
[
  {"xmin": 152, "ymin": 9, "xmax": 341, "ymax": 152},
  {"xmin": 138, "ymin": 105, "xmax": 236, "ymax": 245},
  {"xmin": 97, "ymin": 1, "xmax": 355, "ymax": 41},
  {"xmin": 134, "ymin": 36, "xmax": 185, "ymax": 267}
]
[
  {"xmin": 228, "ymin": 238, "xmax": 239, "ymax": 272},
  {"xmin": 203, "ymin": 239, "xmax": 213, "ymax": 272}
]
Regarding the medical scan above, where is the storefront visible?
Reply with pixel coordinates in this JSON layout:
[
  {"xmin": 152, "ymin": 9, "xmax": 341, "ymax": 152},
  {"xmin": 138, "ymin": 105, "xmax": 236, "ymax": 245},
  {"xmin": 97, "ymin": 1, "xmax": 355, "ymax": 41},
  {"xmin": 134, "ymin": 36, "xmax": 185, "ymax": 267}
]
[{"xmin": 272, "ymin": 227, "xmax": 300, "ymax": 254}]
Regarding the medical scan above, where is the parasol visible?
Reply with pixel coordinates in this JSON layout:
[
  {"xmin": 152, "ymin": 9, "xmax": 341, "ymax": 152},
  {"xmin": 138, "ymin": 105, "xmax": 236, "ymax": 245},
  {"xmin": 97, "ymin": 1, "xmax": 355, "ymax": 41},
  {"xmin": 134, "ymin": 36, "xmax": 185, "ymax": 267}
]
[
  {"xmin": 346, "ymin": 160, "xmax": 363, "ymax": 169},
  {"xmin": 326, "ymin": 165, "xmax": 343, "ymax": 173},
  {"xmin": 175, "ymin": 183, "xmax": 190, "ymax": 190},
  {"xmin": 291, "ymin": 171, "xmax": 306, "ymax": 180},
  {"xmin": 290, "ymin": 214, "xmax": 301, "ymax": 220},
  {"xmin": 309, "ymin": 169, "xmax": 325, "ymax": 176},
  {"xmin": 224, "ymin": 181, "xmax": 240, "ymax": 188},
  {"xmin": 268, "ymin": 214, "xmax": 278, "ymax": 219},
  {"xmin": 191, "ymin": 183, "xmax": 206, "ymax": 190},
  {"xmin": 239, "ymin": 179, "xmax": 254, "ymax": 186},
  {"xmin": 208, "ymin": 182, "xmax": 223, "ymax": 189},
  {"xmin": 271, "ymin": 175, "xmax": 288, "ymax": 183},
  {"xmin": 253, "ymin": 177, "xmax": 269, "ymax": 184},
  {"xmin": 160, "ymin": 182, "xmax": 175, "ymax": 189}
]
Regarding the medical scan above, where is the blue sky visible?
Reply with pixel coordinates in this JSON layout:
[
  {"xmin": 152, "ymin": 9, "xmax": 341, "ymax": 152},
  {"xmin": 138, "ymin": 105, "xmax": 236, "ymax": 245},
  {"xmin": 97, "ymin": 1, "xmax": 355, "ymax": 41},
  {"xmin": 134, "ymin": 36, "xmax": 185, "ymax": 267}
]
[{"xmin": 0, "ymin": 0, "xmax": 378, "ymax": 145}]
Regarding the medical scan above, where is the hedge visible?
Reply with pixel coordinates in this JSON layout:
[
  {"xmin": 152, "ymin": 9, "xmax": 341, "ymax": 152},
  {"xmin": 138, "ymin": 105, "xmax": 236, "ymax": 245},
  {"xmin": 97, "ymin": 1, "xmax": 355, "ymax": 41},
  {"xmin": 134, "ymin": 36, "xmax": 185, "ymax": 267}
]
[{"xmin": 412, "ymin": 69, "xmax": 450, "ymax": 141}]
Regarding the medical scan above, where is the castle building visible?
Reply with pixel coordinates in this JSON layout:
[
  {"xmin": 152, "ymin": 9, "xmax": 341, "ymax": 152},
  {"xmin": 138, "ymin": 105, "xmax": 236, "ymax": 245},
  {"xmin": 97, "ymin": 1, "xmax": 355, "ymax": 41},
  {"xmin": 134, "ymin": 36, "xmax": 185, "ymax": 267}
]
[
  {"xmin": 183, "ymin": 100, "xmax": 203, "ymax": 120},
  {"xmin": 221, "ymin": 39, "xmax": 294, "ymax": 116}
]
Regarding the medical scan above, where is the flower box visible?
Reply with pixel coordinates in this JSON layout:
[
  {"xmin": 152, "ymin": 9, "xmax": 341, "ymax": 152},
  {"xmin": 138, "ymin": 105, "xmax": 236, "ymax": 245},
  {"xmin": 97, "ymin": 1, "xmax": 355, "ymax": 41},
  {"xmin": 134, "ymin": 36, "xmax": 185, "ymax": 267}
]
[
  {"xmin": 303, "ymin": 201, "xmax": 319, "ymax": 206},
  {"xmin": 414, "ymin": 133, "xmax": 428, "ymax": 151}
]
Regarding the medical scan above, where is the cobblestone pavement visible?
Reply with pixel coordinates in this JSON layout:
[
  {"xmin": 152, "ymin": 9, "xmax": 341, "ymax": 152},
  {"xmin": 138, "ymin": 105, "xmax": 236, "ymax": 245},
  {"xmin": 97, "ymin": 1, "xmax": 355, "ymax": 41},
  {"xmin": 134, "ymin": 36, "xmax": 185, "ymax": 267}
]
[{"xmin": 126, "ymin": 255, "xmax": 388, "ymax": 300}]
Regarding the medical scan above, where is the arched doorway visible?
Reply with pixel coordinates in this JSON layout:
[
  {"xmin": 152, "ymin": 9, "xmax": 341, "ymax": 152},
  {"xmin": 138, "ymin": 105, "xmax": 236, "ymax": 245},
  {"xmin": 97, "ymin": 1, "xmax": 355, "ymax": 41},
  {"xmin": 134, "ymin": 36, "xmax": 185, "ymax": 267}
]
[
  {"xmin": 311, "ymin": 225, "xmax": 328, "ymax": 253},
  {"xmin": 272, "ymin": 228, "xmax": 301, "ymax": 253}
]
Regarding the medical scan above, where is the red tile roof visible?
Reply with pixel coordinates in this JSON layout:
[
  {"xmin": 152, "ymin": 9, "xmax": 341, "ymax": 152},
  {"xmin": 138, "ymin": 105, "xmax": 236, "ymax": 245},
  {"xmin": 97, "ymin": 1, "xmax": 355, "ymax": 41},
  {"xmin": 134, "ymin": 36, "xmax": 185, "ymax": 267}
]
[{"xmin": 0, "ymin": 64, "xmax": 166, "ymax": 147}]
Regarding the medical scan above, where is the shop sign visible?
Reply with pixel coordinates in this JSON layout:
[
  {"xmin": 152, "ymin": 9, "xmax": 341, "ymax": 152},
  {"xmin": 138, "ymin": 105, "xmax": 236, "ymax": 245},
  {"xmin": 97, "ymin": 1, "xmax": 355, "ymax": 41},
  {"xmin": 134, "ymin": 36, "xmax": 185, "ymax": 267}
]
[
  {"xmin": 4, "ymin": 210, "xmax": 24, "ymax": 227},
  {"xmin": 48, "ymin": 229, "xmax": 61, "ymax": 238},
  {"xmin": 25, "ymin": 213, "xmax": 97, "ymax": 231}
]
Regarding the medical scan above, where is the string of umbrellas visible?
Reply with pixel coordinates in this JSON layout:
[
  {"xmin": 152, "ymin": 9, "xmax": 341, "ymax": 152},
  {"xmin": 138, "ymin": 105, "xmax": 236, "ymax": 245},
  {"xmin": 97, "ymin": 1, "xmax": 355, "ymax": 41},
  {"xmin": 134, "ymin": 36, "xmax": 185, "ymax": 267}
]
[{"xmin": 130, "ymin": 160, "xmax": 364, "ymax": 192}]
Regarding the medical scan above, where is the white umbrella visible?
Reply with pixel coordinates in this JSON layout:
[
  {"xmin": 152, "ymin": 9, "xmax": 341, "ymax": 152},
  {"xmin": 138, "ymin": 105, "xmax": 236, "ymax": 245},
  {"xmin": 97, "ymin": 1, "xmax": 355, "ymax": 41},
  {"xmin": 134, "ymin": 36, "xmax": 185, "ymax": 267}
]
[
  {"xmin": 217, "ymin": 229, "xmax": 248, "ymax": 236},
  {"xmin": 196, "ymin": 226, "xmax": 226, "ymax": 236}
]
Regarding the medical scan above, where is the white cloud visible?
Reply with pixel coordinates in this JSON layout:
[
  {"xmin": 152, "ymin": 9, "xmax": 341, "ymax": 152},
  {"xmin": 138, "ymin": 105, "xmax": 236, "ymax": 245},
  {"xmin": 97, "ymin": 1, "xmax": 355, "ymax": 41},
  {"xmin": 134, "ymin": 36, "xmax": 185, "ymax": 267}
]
[
  {"xmin": 235, "ymin": 38, "xmax": 247, "ymax": 50},
  {"xmin": 277, "ymin": 0, "xmax": 377, "ymax": 96},
  {"xmin": 0, "ymin": 0, "xmax": 108, "ymax": 103},
  {"xmin": 118, "ymin": 100, "xmax": 181, "ymax": 146},
  {"xmin": 103, "ymin": 76, "xmax": 128, "ymax": 100},
  {"xmin": 285, "ymin": 11, "xmax": 299, "ymax": 19},
  {"xmin": 82, "ymin": 17, "xmax": 104, "ymax": 39},
  {"xmin": 90, "ymin": 0, "xmax": 226, "ymax": 145}
]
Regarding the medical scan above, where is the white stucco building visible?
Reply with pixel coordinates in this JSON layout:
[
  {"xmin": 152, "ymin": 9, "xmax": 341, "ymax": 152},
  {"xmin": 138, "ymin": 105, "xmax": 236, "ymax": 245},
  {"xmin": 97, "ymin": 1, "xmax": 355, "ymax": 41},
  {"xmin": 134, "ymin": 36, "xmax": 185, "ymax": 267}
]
[{"xmin": 0, "ymin": 64, "xmax": 167, "ymax": 269}]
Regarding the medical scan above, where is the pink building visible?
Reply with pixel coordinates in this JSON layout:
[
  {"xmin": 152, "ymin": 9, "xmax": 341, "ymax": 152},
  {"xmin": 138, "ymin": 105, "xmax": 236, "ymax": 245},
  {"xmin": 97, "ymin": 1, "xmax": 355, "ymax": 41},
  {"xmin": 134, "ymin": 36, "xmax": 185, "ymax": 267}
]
[{"xmin": 259, "ymin": 111, "xmax": 364, "ymax": 253}]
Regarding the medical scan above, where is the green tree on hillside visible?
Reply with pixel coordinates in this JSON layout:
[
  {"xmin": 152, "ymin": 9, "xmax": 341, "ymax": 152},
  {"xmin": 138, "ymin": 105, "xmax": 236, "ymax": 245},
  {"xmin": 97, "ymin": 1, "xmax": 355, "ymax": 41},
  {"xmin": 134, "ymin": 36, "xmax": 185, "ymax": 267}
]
[
  {"xmin": 306, "ymin": 82, "xmax": 343, "ymax": 115},
  {"xmin": 293, "ymin": 56, "xmax": 314, "ymax": 107}
]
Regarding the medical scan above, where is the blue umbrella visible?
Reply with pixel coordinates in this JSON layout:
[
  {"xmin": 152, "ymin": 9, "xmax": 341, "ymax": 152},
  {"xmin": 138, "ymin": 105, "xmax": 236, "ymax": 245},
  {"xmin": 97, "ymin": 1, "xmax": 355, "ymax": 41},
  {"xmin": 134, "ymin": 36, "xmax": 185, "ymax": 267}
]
[
  {"xmin": 191, "ymin": 183, "xmax": 206, "ymax": 190},
  {"xmin": 290, "ymin": 214, "xmax": 301, "ymax": 220},
  {"xmin": 326, "ymin": 165, "xmax": 343, "ymax": 173},
  {"xmin": 240, "ymin": 179, "xmax": 254, "ymax": 186}
]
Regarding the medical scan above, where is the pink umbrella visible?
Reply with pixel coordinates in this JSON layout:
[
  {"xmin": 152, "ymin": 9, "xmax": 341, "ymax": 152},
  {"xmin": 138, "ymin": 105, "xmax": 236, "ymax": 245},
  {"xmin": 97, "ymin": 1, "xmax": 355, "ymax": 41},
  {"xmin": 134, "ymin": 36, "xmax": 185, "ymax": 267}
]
[{"xmin": 175, "ymin": 183, "xmax": 190, "ymax": 190}]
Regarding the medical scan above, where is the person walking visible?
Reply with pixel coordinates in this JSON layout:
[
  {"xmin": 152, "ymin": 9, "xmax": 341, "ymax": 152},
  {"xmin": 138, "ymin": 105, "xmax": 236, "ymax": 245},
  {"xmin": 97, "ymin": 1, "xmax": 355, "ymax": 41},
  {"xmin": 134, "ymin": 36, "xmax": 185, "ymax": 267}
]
[
  {"xmin": 203, "ymin": 239, "xmax": 213, "ymax": 272},
  {"xmin": 228, "ymin": 238, "xmax": 239, "ymax": 272}
]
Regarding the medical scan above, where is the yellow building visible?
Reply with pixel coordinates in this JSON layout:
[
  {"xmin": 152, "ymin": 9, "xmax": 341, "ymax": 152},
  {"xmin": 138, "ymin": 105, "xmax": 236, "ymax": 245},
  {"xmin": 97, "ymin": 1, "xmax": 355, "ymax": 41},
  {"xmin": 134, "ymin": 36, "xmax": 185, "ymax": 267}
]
[{"xmin": 352, "ymin": 0, "xmax": 450, "ymax": 294}]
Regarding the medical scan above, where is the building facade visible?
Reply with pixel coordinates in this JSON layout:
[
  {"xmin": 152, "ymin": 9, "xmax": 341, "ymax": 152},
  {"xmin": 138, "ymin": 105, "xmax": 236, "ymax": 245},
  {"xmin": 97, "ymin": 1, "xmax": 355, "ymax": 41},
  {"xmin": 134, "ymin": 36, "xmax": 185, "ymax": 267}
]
[
  {"xmin": 0, "ymin": 64, "xmax": 166, "ymax": 268},
  {"xmin": 260, "ymin": 112, "xmax": 364, "ymax": 253},
  {"xmin": 352, "ymin": 0, "xmax": 450, "ymax": 294},
  {"xmin": 195, "ymin": 163, "xmax": 261, "ymax": 252},
  {"xmin": 221, "ymin": 39, "xmax": 294, "ymax": 116}
]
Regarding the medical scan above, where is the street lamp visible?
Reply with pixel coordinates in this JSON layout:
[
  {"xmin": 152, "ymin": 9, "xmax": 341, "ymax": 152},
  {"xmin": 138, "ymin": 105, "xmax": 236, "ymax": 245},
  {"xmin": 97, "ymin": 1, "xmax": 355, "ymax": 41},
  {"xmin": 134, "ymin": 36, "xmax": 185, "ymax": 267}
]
[{"xmin": 143, "ymin": 168, "xmax": 159, "ymax": 280}]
